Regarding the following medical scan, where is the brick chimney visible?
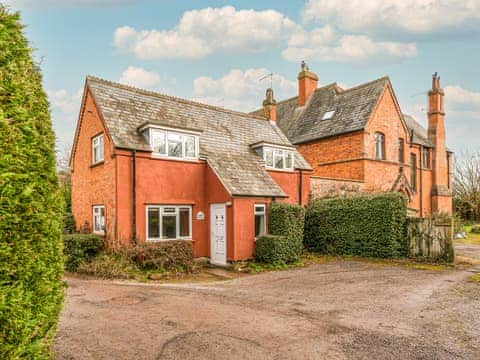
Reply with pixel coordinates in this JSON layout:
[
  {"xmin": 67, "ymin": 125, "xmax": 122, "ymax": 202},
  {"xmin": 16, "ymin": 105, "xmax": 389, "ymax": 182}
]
[
  {"xmin": 298, "ymin": 61, "xmax": 318, "ymax": 106},
  {"xmin": 263, "ymin": 88, "xmax": 277, "ymax": 121},
  {"xmin": 428, "ymin": 72, "xmax": 451, "ymax": 213}
]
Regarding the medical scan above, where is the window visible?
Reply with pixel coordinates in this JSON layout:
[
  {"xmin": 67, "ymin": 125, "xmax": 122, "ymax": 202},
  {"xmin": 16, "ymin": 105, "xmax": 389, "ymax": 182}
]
[
  {"xmin": 92, "ymin": 134, "xmax": 104, "ymax": 164},
  {"xmin": 422, "ymin": 148, "xmax": 431, "ymax": 169},
  {"xmin": 398, "ymin": 138, "xmax": 404, "ymax": 163},
  {"xmin": 263, "ymin": 147, "xmax": 294, "ymax": 171},
  {"xmin": 254, "ymin": 204, "xmax": 266, "ymax": 238},
  {"xmin": 322, "ymin": 110, "xmax": 335, "ymax": 120},
  {"xmin": 93, "ymin": 205, "xmax": 105, "ymax": 234},
  {"xmin": 146, "ymin": 206, "xmax": 192, "ymax": 241},
  {"xmin": 410, "ymin": 154, "xmax": 417, "ymax": 191},
  {"xmin": 149, "ymin": 129, "xmax": 198, "ymax": 160},
  {"xmin": 374, "ymin": 132, "xmax": 385, "ymax": 160}
]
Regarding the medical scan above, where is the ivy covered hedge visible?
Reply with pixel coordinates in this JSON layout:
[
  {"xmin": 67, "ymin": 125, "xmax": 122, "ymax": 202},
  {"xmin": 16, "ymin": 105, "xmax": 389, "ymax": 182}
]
[
  {"xmin": 304, "ymin": 193, "xmax": 408, "ymax": 258},
  {"xmin": 128, "ymin": 240, "xmax": 194, "ymax": 272},
  {"xmin": 0, "ymin": 6, "xmax": 64, "ymax": 358},
  {"xmin": 254, "ymin": 202, "xmax": 305, "ymax": 264},
  {"xmin": 63, "ymin": 234, "xmax": 104, "ymax": 272}
]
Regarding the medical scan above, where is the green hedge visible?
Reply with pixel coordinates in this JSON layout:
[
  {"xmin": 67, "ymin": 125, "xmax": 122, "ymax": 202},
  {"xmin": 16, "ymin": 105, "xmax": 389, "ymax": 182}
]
[
  {"xmin": 63, "ymin": 234, "xmax": 104, "ymax": 272},
  {"xmin": 304, "ymin": 193, "xmax": 408, "ymax": 258},
  {"xmin": 269, "ymin": 202, "xmax": 305, "ymax": 255},
  {"xmin": 0, "ymin": 6, "xmax": 65, "ymax": 358},
  {"xmin": 128, "ymin": 241, "xmax": 194, "ymax": 272},
  {"xmin": 254, "ymin": 235, "xmax": 299, "ymax": 264}
]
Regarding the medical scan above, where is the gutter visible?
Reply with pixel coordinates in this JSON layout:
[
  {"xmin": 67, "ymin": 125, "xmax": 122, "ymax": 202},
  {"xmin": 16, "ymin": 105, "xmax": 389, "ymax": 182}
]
[{"xmin": 132, "ymin": 149, "xmax": 137, "ymax": 244}]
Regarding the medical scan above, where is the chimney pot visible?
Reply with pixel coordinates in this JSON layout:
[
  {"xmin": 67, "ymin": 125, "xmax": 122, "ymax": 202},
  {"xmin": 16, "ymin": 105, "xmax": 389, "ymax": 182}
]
[{"xmin": 297, "ymin": 61, "xmax": 318, "ymax": 106}]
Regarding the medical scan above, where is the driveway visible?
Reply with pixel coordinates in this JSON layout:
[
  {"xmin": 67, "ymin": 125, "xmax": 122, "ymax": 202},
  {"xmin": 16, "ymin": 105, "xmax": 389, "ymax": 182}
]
[{"xmin": 54, "ymin": 245, "xmax": 480, "ymax": 360}]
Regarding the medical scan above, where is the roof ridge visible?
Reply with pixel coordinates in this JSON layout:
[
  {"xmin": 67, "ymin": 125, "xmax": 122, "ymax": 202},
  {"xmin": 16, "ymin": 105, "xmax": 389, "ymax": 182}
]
[
  {"xmin": 339, "ymin": 76, "xmax": 389, "ymax": 94},
  {"xmin": 86, "ymin": 75, "xmax": 268, "ymax": 122}
]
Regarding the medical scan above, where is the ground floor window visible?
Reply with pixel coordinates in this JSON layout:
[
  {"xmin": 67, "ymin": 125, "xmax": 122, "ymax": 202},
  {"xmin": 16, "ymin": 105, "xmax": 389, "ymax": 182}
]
[
  {"xmin": 146, "ymin": 205, "xmax": 192, "ymax": 241},
  {"xmin": 254, "ymin": 204, "xmax": 266, "ymax": 238},
  {"xmin": 93, "ymin": 205, "xmax": 105, "ymax": 234}
]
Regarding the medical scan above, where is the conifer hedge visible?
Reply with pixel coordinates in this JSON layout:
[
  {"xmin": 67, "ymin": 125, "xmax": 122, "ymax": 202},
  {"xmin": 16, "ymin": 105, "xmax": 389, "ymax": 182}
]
[
  {"xmin": 304, "ymin": 193, "xmax": 408, "ymax": 258},
  {"xmin": 268, "ymin": 202, "xmax": 305, "ymax": 254},
  {"xmin": 0, "ymin": 6, "xmax": 64, "ymax": 358}
]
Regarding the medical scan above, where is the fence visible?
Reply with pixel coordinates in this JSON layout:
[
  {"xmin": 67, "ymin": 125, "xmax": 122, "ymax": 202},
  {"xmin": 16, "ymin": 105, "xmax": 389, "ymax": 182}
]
[{"xmin": 406, "ymin": 218, "xmax": 455, "ymax": 262}]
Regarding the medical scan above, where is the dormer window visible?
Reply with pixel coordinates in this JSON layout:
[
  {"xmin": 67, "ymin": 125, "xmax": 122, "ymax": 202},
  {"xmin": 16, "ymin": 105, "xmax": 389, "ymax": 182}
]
[
  {"xmin": 144, "ymin": 126, "xmax": 199, "ymax": 160},
  {"xmin": 263, "ymin": 147, "xmax": 294, "ymax": 171},
  {"xmin": 322, "ymin": 110, "xmax": 335, "ymax": 120}
]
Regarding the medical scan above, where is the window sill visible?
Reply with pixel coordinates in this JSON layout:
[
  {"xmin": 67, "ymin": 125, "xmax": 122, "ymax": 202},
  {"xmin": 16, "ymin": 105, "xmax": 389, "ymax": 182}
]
[
  {"xmin": 146, "ymin": 238, "xmax": 193, "ymax": 242},
  {"xmin": 265, "ymin": 167, "xmax": 294, "ymax": 173},
  {"xmin": 90, "ymin": 161, "xmax": 104, "ymax": 168},
  {"xmin": 93, "ymin": 231, "xmax": 105, "ymax": 236},
  {"xmin": 151, "ymin": 154, "xmax": 200, "ymax": 163}
]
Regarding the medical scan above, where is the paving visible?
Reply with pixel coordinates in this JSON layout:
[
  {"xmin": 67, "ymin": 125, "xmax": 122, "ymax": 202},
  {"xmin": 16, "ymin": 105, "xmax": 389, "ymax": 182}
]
[{"xmin": 54, "ymin": 244, "xmax": 480, "ymax": 359}]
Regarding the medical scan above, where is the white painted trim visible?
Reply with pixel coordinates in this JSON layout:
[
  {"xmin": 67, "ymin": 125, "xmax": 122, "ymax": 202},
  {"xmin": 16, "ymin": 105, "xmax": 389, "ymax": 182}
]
[
  {"xmin": 138, "ymin": 123, "xmax": 202, "ymax": 135},
  {"xmin": 251, "ymin": 141, "xmax": 296, "ymax": 151},
  {"xmin": 254, "ymin": 203, "xmax": 266, "ymax": 238},
  {"xmin": 210, "ymin": 203, "xmax": 227, "ymax": 265},
  {"xmin": 147, "ymin": 128, "xmax": 200, "ymax": 161},
  {"xmin": 91, "ymin": 133, "xmax": 104, "ymax": 164},
  {"xmin": 92, "ymin": 205, "xmax": 105, "ymax": 235}
]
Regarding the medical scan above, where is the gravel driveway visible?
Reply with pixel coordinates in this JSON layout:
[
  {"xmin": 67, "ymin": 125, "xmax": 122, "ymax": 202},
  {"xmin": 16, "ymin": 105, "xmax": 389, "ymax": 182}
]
[{"xmin": 54, "ymin": 245, "xmax": 480, "ymax": 360}]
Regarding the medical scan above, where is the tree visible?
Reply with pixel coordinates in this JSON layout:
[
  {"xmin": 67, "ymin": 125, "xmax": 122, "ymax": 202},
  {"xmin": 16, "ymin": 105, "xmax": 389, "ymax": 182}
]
[
  {"xmin": 454, "ymin": 151, "xmax": 480, "ymax": 222},
  {"xmin": 0, "ymin": 5, "xmax": 64, "ymax": 358}
]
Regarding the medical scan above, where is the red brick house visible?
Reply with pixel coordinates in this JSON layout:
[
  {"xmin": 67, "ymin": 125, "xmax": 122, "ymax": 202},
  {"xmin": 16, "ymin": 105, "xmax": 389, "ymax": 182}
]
[
  {"xmin": 70, "ymin": 77, "xmax": 311, "ymax": 263},
  {"xmin": 253, "ymin": 63, "xmax": 453, "ymax": 217}
]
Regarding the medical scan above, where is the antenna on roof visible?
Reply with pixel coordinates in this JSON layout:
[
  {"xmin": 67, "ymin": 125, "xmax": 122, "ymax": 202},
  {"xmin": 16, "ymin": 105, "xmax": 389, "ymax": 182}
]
[{"xmin": 259, "ymin": 72, "xmax": 274, "ymax": 89}]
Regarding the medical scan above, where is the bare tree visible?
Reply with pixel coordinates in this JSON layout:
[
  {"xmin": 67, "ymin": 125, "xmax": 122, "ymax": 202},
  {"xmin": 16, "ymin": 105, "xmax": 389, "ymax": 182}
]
[{"xmin": 454, "ymin": 151, "xmax": 480, "ymax": 221}]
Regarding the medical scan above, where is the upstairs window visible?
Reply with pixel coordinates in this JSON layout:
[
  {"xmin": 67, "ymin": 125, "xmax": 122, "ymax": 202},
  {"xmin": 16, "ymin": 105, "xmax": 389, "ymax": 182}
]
[
  {"xmin": 263, "ymin": 147, "xmax": 294, "ymax": 171},
  {"xmin": 375, "ymin": 132, "xmax": 385, "ymax": 160},
  {"xmin": 398, "ymin": 138, "xmax": 404, "ymax": 163},
  {"xmin": 93, "ymin": 205, "xmax": 105, "ymax": 234},
  {"xmin": 254, "ymin": 204, "xmax": 266, "ymax": 238},
  {"xmin": 422, "ymin": 148, "xmax": 431, "ymax": 169},
  {"xmin": 92, "ymin": 134, "xmax": 104, "ymax": 164},
  {"xmin": 410, "ymin": 154, "xmax": 417, "ymax": 191},
  {"xmin": 149, "ymin": 128, "xmax": 198, "ymax": 160}
]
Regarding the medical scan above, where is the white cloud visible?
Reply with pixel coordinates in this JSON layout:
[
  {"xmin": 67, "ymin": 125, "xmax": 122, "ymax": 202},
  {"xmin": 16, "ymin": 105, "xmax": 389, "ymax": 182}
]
[
  {"xmin": 48, "ymin": 88, "xmax": 82, "ymax": 115},
  {"xmin": 114, "ymin": 6, "xmax": 297, "ymax": 59},
  {"xmin": 303, "ymin": 0, "xmax": 480, "ymax": 35},
  {"xmin": 118, "ymin": 66, "xmax": 161, "ymax": 89},
  {"xmin": 192, "ymin": 68, "xmax": 296, "ymax": 111},
  {"xmin": 282, "ymin": 26, "xmax": 417, "ymax": 63},
  {"xmin": 444, "ymin": 85, "xmax": 480, "ymax": 109}
]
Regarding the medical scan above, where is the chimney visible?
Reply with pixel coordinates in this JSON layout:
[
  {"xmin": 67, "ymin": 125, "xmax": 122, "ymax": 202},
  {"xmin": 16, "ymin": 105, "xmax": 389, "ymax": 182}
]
[
  {"xmin": 298, "ymin": 61, "xmax": 318, "ymax": 106},
  {"xmin": 263, "ymin": 88, "xmax": 277, "ymax": 121},
  {"xmin": 427, "ymin": 72, "xmax": 450, "ymax": 211}
]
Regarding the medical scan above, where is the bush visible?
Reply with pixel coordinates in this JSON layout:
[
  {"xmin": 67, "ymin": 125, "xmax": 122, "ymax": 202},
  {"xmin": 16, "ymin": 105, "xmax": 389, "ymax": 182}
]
[
  {"xmin": 254, "ymin": 235, "xmax": 299, "ymax": 264},
  {"xmin": 304, "ymin": 193, "xmax": 408, "ymax": 258},
  {"xmin": 63, "ymin": 234, "xmax": 104, "ymax": 272},
  {"xmin": 0, "ymin": 6, "xmax": 65, "ymax": 358},
  {"xmin": 128, "ymin": 241, "xmax": 194, "ymax": 272},
  {"xmin": 269, "ymin": 202, "xmax": 305, "ymax": 255},
  {"xmin": 471, "ymin": 225, "xmax": 480, "ymax": 234},
  {"xmin": 76, "ymin": 253, "xmax": 140, "ymax": 279}
]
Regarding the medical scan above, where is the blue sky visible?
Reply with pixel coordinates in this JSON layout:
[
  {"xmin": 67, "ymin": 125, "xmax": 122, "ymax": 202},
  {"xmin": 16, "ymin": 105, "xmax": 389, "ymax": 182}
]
[{"xmin": 5, "ymin": 0, "xmax": 480, "ymax": 156}]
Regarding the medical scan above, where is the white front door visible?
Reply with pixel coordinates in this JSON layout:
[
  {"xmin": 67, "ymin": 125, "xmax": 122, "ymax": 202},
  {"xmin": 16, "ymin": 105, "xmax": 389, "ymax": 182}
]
[{"xmin": 210, "ymin": 203, "xmax": 227, "ymax": 265}]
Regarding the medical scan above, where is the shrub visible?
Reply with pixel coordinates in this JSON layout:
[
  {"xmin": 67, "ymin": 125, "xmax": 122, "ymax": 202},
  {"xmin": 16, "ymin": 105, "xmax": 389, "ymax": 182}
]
[
  {"xmin": 254, "ymin": 235, "xmax": 299, "ymax": 264},
  {"xmin": 76, "ymin": 253, "xmax": 140, "ymax": 279},
  {"xmin": 63, "ymin": 234, "xmax": 104, "ymax": 272},
  {"xmin": 471, "ymin": 225, "xmax": 480, "ymax": 234},
  {"xmin": 128, "ymin": 241, "xmax": 194, "ymax": 272},
  {"xmin": 304, "ymin": 193, "xmax": 408, "ymax": 258},
  {"xmin": 0, "ymin": 6, "xmax": 64, "ymax": 358},
  {"xmin": 269, "ymin": 202, "xmax": 305, "ymax": 255}
]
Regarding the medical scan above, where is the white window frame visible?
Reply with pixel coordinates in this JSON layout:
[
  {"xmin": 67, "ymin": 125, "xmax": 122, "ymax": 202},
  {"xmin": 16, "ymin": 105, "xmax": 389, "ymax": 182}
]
[
  {"xmin": 92, "ymin": 133, "xmax": 104, "ymax": 164},
  {"xmin": 92, "ymin": 205, "xmax": 105, "ymax": 235},
  {"xmin": 146, "ymin": 205, "xmax": 192, "ymax": 241},
  {"xmin": 148, "ymin": 128, "xmax": 199, "ymax": 161},
  {"xmin": 263, "ymin": 146, "xmax": 294, "ymax": 171},
  {"xmin": 254, "ymin": 204, "xmax": 266, "ymax": 238}
]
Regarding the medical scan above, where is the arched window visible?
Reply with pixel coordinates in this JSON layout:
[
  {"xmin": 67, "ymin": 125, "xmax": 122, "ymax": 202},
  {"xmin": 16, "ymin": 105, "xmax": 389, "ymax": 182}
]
[{"xmin": 374, "ymin": 132, "xmax": 385, "ymax": 160}]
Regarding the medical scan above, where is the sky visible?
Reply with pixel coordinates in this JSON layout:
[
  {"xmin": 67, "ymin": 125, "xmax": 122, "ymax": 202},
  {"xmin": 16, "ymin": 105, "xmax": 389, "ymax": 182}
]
[{"xmin": 4, "ymin": 0, "xmax": 480, "ymax": 156}]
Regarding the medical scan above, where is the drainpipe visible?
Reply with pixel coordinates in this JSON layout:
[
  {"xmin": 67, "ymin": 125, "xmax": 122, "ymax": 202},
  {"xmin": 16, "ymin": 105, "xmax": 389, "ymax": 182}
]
[
  {"xmin": 298, "ymin": 170, "xmax": 303, "ymax": 206},
  {"xmin": 419, "ymin": 145, "xmax": 423, "ymax": 218},
  {"xmin": 132, "ymin": 149, "xmax": 137, "ymax": 244}
]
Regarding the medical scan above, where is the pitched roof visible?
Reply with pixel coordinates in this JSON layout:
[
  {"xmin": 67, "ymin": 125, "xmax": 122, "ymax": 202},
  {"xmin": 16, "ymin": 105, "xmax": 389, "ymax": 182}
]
[
  {"xmin": 403, "ymin": 114, "xmax": 434, "ymax": 148},
  {"xmin": 84, "ymin": 76, "xmax": 311, "ymax": 198},
  {"xmin": 252, "ymin": 77, "xmax": 389, "ymax": 144}
]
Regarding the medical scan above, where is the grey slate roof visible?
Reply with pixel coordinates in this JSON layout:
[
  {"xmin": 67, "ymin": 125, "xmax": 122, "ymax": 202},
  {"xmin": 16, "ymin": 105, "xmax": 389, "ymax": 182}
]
[
  {"xmin": 403, "ymin": 114, "xmax": 434, "ymax": 148},
  {"xmin": 85, "ymin": 76, "xmax": 311, "ymax": 198},
  {"xmin": 252, "ymin": 77, "xmax": 389, "ymax": 144}
]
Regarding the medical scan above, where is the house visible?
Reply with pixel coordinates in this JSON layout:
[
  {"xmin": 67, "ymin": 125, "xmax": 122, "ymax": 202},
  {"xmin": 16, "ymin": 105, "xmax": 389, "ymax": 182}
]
[
  {"xmin": 70, "ymin": 76, "xmax": 311, "ymax": 264},
  {"xmin": 253, "ymin": 62, "xmax": 453, "ymax": 217}
]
